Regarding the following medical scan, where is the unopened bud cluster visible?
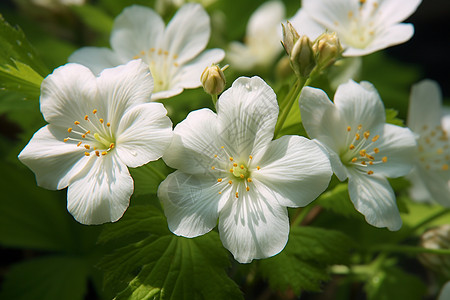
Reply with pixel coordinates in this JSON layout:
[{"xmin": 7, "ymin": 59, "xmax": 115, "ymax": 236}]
[
  {"xmin": 281, "ymin": 21, "xmax": 342, "ymax": 78},
  {"xmin": 201, "ymin": 64, "xmax": 228, "ymax": 95},
  {"xmin": 418, "ymin": 225, "xmax": 450, "ymax": 278}
]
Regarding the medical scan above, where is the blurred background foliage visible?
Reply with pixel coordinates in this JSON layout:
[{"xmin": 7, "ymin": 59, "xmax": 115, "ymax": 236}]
[{"xmin": 0, "ymin": 0, "xmax": 449, "ymax": 299}]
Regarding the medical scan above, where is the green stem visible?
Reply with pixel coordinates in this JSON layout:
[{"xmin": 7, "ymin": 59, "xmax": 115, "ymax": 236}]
[
  {"xmin": 273, "ymin": 76, "xmax": 308, "ymax": 138},
  {"xmin": 290, "ymin": 205, "xmax": 313, "ymax": 227},
  {"xmin": 211, "ymin": 94, "xmax": 218, "ymax": 110},
  {"xmin": 371, "ymin": 244, "xmax": 450, "ymax": 256}
]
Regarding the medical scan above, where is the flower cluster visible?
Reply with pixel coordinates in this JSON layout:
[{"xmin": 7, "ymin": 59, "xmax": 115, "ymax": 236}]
[{"xmin": 19, "ymin": 0, "xmax": 450, "ymax": 270}]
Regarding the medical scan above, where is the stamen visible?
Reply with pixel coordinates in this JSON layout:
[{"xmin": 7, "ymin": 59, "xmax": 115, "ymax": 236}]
[
  {"xmin": 240, "ymin": 165, "xmax": 244, "ymax": 169},
  {"xmin": 85, "ymin": 152, "xmax": 90, "ymax": 156},
  {"xmin": 240, "ymin": 174, "xmax": 244, "ymax": 179},
  {"xmin": 99, "ymin": 119, "xmax": 104, "ymax": 124},
  {"xmin": 101, "ymin": 151, "xmax": 107, "ymax": 156},
  {"xmin": 355, "ymin": 133, "xmax": 360, "ymax": 140},
  {"xmin": 228, "ymin": 180, "xmax": 232, "ymax": 185},
  {"xmin": 68, "ymin": 128, "xmax": 72, "ymax": 133},
  {"xmin": 109, "ymin": 143, "xmax": 115, "ymax": 149},
  {"xmin": 84, "ymin": 145, "xmax": 90, "ymax": 150},
  {"xmin": 95, "ymin": 151, "xmax": 100, "ymax": 157},
  {"xmin": 229, "ymin": 169, "xmax": 234, "ymax": 173},
  {"xmin": 247, "ymin": 178, "xmax": 252, "ymax": 182},
  {"xmin": 358, "ymin": 124, "xmax": 362, "ymax": 130},
  {"xmin": 347, "ymin": 126, "xmax": 351, "ymax": 132},
  {"xmin": 211, "ymin": 166, "xmax": 215, "ymax": 170},
  {"xmin": 235, "ymin": 192, "xmax": 239, "ymax": 198},
  {"xmin": 367, "ymin": 170, "xmax": 374, "ymax": 175},
  {"xmin": 442, "ymin": 164, "xmax": 449, "ymax": 171},
  {"xmin": 229, "ymin": 157, "xmax": 233, "ymax": 161},
  {"xmin": 246, "ymin": 186, "xmax": 250, "ymax": 191},
  {"xmin": 364, "ymin": 131, "xmax": 370, "ymax": 139},
  {"xmin": 217, "ymin": 178, "xmax": 222, "ymax": 182},
  {"xmin": 84, "ymin": 115, "xmax": 89, "ymax": 121},
  {"xmin": 257, "ymin": 166, "xmax": 261, "ymax": 170},
  {"xmin": 106, "ymin": 123, "xmax": 111, "ymax": 127},
  {"xmin": 349, "ymin": 144, "xmax": 355, "ymax": 150},
  {"xmin": 233, "ymin": 163, "xmax": 238, "ymax": 167},
  {"xmin": 351, "ymin": 157, "xmax": 358, "ymax": 163},
  {"xmin": 359, "ymin": 149, "xmax": 366, "ymax": 157},
  {"xmin": 77, "ymin": 141, "xmax": 82, "ymax": 147},
  {"xmin": 74, "ymin": 121, "xmax": 80, "ymax": 125},
  {"xmin": 382, "ymin": 156, "xmax": 387, "ymax": 163},
  {"xmin": 64, "ymin": 138, "xmax": 69, "ymax": 142},
  {"xmin": 373, "ymin": 147, "xmax": 379, "ymax": 153},
  {"xmin": 372, "ymin": 135, "xmax": 379, "ymax": 142},
  {"xmin": 93, "ymin": 109, "xmax": 97, "ymax": 114}
]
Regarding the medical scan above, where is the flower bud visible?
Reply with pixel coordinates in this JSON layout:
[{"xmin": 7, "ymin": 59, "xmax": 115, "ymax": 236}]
[
  {"xmin": 290, "ymin": 35, "xmax": 316, "ymax": 78},
  {"xmin": 312, "ymin": 32, "xmax": 343, "ymax": 70},
  {"xmin": 418, "ymin": 225, "xmax": 450, "ymax": 278},
  {"xmin": 201, "ymin": 64, "xmax": 227, "ymax": 96},
  {"xmin": 281, "ymin": 21, "xmax": 300, "ymax": 56}
]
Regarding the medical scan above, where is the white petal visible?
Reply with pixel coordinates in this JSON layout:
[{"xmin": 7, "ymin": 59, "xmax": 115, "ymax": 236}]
[
  {"xmin": 377, "ymin": 0, "xmax": 422, "ymax": 26},
  {"xmin": 110, "ymin": 5, "xmax": 164, "ymax": 60},
  {"xmin": 368, "ymin": 124, "xmax": 416, "ymax": 178},
  {"xmin": 68, "ymin": 47, "xmax": 123, "ymax": 75},
  {"xmin": 163, "ymin": 108, "xmax": 219, "ymax": 174},
  {"xmin": 218, "ymin": 187, "xmax": 289, "ymax": 263},
  {"xmin": 334, "ymin": 80, "xmax": 386, "ymax": 131},
  {"xmin": 415, "ymin": 165, "xmax": 450, "ymax": 207},
  {"xmin": 407, "ymin": 167, "xmax": 434, "ymax": 203},
  {"xmin": 96, "ymin": 60, "xmax": 153, "ymax": 128},
  {"xmin": 174, "ymin": 48, "xmax": 225, "ymax": 89},
  {"xmin": 158, "ymin": 171, "xmax": 228, "ymax": 237},
  {"xmin": 18, "ymin": 125, "xmax": 90, "ymax": 190},
  {"xmin": 343, "ymin": 23, "xmax": 414, "ymax": 57},
  {"xmin": 226, "ymin": 42, "xmax": 258, "ymax": 71},
  {"xmin": 252, "ymin": 136, "xmax": 332, "ymax": 207},
  {"xmin": 299, "ymin": 86, "xmax": 342, "ymax": 152},
  {"xmin": 67, "ymin": 154, "xmax": 133, "ymax": 225},
  {"xmin": 289, "ymin": 8, "xmax": 325, "ymax": 40},
  {"xmin": 302, "ymin": 0, "xmax": 357, "ymax": 32},
  {"xmin": 315, "ymin": 139, "xmax": 348, "ymax": 181},
  {"xmin": 407, "ymin": 79, "xmax": 443, "ymax": 131},
  {"xmin": 161, "ymin": 4, "xmax": 211, "ymax": 64},
  {"xmin": 151, "ymin": 87, "xmax": 184, "ymax": 101},
  {"xmin": 348, "ymin": 170, "xmax": 402, "ymax": 231},
  {"xmin": 216, "ymin": 76, "xmax": 278, "ymax": 157},
  {"xmin": 116, "ymin": 103, "xmax": 173, "ymax": 168},
  {"xmin": 247, "ymin": 1, "xmax": 285, "ymax": 38},
  {"xmin": 438, "ymin": 281, "xmax": 450, "ymax": 300},
  {"xmin": 40, "ymin": 63, "xmax": 98, "ymax": 128}
]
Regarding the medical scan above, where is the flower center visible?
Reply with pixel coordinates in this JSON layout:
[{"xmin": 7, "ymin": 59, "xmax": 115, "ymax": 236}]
[
  {"xmin": 63, "ymin": 109, "xmax": 115, "ymax": 157},
  {"xmin": 417, "ymin": 124, "xmax": 449, "ymax": 171},
  {"xmin": 210, "ymin": 146, "xmax": 261, "ymax": 198},
  {"xmin": 341, "ymin": 124, "xmax": 387, "ymax": 175},
  {"xmin": 132, "ymin": 48, "xmax": 180, "ymax": 92},
  {"xmin": 337, "ymin": 0, "xmax": 379, "ymax": 49}
]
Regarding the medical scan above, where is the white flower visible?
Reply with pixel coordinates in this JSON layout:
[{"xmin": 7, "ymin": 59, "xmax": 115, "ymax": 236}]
[
  {"xmin": 299, "ymin": 80, "xmax": 417, "ymax": 230},
  {"xmin": 158, "ymin": 76, "xmax": 332, "ymax": 263},
  {"xmin": 227, "ymin": 1, "xmax": 285, "ymax": 71},
  {"xmin": 439, "ymin": 281, "xmax": 450, "ymax": 300},
  {"xmin": 407, "ymin": 80, "xmax": 450, "ymax": 206},
  {"xmin": 291, "ymin": 0, "xmax": 422, "ymax": 56},
  {"xmin": 69, "ymin": 4, "xmax": 225, "ymax": 100},
  {"xmin": 18, "ymin": 60, "xmax": 173, "ymax": 225}
]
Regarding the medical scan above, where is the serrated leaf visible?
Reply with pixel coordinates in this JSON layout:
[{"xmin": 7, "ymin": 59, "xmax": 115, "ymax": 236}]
[
  {"xmin": 365, "ymin": 265, "xmax": 426, "ymax": 300},
  {"xmin": 98, "ymin": 204, "xmax": 243, "ymax": 300},
  {"xmin": 316, "ymin": 183, "xmax": 361, "ymax": 218},
  {"xmin": 385, "ymin": 108, "xmax": 404, "ymax": 126},
  {"xmin": 0, "ymin": 256, "xmax": 89, "ymax": 300},
  {"xmin": 260, "ymin": 226, "xmax": 354, "ymax": 294},
  {"xmin": 129, "ymin": 159, "xmax": 170, "ymax": 196},
  {"xmin": 0, "ymin": 60, "xmax": 43, "ymax": 98}
]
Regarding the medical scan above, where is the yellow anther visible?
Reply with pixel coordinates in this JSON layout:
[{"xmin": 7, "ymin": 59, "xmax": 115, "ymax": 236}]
[
  {"xmin": 228, "ymin": 180, "xmax": 232, "ymax": 185},
  {"xmin": 240, "ymin": 174, "xmax": 244, "ymax": 179},
  {"xmin": 358, "ymin": 124, "xmax": 362, "ymax": 130},
  {"xmin": 348, "ymin": 11, "xmax": 354, "ymax": 18},
  {"xmin": 364, "ymin": 131, "xmax": 370, "ymax": 139},
  {"xmin": 351, "ymin": 157, "xmax": 358, "ymax": 163},
  {"xmin": 214, "ymin": 155, "xmax": 218, "ymax": 158},
  {"xmin": 140, "ymin": 50, "xmax": 145, "ymax": 56},
  {"xmin": 240, "ymin": 165, "xmax": 244, "ymax": 169},
  {"xmin": 373, "ymin": 147, "xmax": 379, "ymax": 153},
  {"xmin": 347, "ymin": 126, "xmax": 351, "ymax": 132},
  {"xmin": 86, "ymin": 130, "xmax": 90, "ymax": 134},
  {"xmin": 68, "ymin": 128, "xmax": 72, "ymax": 133},
  {"xmin": 229, "ymin": 169, "xmax": 234, "ymax": 173},
  {"xmin": 257, "ymin": 166, "xmax": 261, "ymax": 170},
  {"xmin": 63, "ymin": 138, "xmax": 69, "ymax": 142},
  {"xmin": 246, "ymin": 186, "xmax": 250, "ymax": 191},
  {"xmin": 173, "ymin": 62, "xmax": 179, "ymax": 67},
  {"xmin": 218, "ymin": 192, "xmax": 222, "ymax": 194},
  {"xmin": 221, "ymin": 146, "xmax": 224, "ymax": 149},
  {"xmin": 349, "ymin": 144, "xmax": 355, "ymax": 150},
  {"xmin": 359, "ymin": 149, "xmax": 366, "ymax": 157},
  {"xmin": 229, "ymin": 157, "xmax": 233, "ymax": 161},
  {"xmin": 173, "ymin": 54, "xmax": 178, "ymax": 59},
  {"xmin": 107, "ymin": 122, "xmax": 111, "ymax": 127},
  {"xmin": 382, "ymin": 156, "xmax": 387, "ymax": 163},
  {"xmin": 355, "ymin": 133, "xmax": 360, "ymax": 140},
  {"xmin": 233, "ymin": 163, "xmax": 238, "ymax": 167},
  {"xmin": 163, "ymin": 50, "xmax": 169, "ymax": 55},
  {"xmin": 81, "ymin": 134, "xmax": 86, "ymax": 138},
  {"xmin": 99, "ymin": 119, "xmax": 104, "ymax": 124},
  {"xmin": 158, "ymin": 49, "xmax": 163, "ymax": 55},
  {"xmin": 84, "ymin": 115, "xmax": 89, "ymax": 121},
  {"xmin": 150, "ymin": 48, "xmax": 155, "ymax": 52},
  {"xmin": 102, "ymin": 151, "xmax": 107, "ymax": 156},
  {"xmin": 109, "ymin": 143, "xmax": 115, "ymax": 149},
  {"xmin": 235, "ymin": 192, "xmax": 239, "ymax": 198},
  {"xmin": 372, "ymin": 135, "xmax": 379, "ymax": 142},
  {"xmin": 367, "ymin": 170, "xmax": 374, "ymax": 175},
  {"xmin": 74, "ymin": 121, "xmax": 80, "ymax": 125},
  {"xmin": 77, "ymin": 141, "xmax": 82, "ymax": 147},
  {"xmin": 93, "ymin": 109, "xmax": 97, "ymax": 114},
  {"xmin": 369, "ymin": 161, "xmax": 373, "ymax": 165},
  {"xmin": 247, "ymin": 178, "xmax": 252, "ymax": 182},
  {"xmin": 437, "ymin": 148, "xmax": 444, "ymax": 154},
  {"xmin": 132, "ymin": 55, "xmax": 139, "ymax": 59},
  {"xmin": 217, "ymin": 178, "xmax": 222, "ymax": 182},
  {"xmin": 361, "ymin": 161, "xmax": 366, "ymax": 165},
  {"xmin": 366, "ymin": 154, "xmax": 374, "ymax": 160},
  {"xmin": 95, "ymin": 151, "xmax": 100, "ymax": 157},
  {"xmin": 85, "ymin": 152, "xmax": 90, "ymax": 156},
  {"xmin": 249, "ymin": 155, "xmax": 253, "ymax": 159},
  {"xmin": 84, "ymin": 145, "xmax": 90, "ymax": 150},
  {"xmin": 211, "ymin": 166, "xmax": 215, "ymax": 170},
  {"xmin": 442, "ymin": 164, "xmax": 449, "ymax": 171}
]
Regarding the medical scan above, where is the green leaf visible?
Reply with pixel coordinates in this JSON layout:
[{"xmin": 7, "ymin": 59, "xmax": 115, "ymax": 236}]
[
  {"xmin": 0, "ymin": 256, "xmax": 89, "ymax": 300},
  {"xmin": 365, "ymin": 265, "xmax": 426, "ymax": 300},
  {"xmin": 98, "ymin": 204, "xmax": 243, "ymax": 300},
  {"xmin": 385, "ymin": 108, "xmax": 404, "ymax": 126},
  {"xmin": 71, "ymin": 4, "xmax": 114, "ymax": 35},
  {"xmin": 316, "ymin": 183, "xmax": 361, "ymax": 218},
  {"xmin": 0, "ymin": 60, "xmax": 43, "ymax": 98},
  {"xmin": 129, "ymin": 159, "xmax": 170, "ymax": 196},
  {"xmin": 260, "ymin": 226, "xmax": 354, "ymax": 294}
]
